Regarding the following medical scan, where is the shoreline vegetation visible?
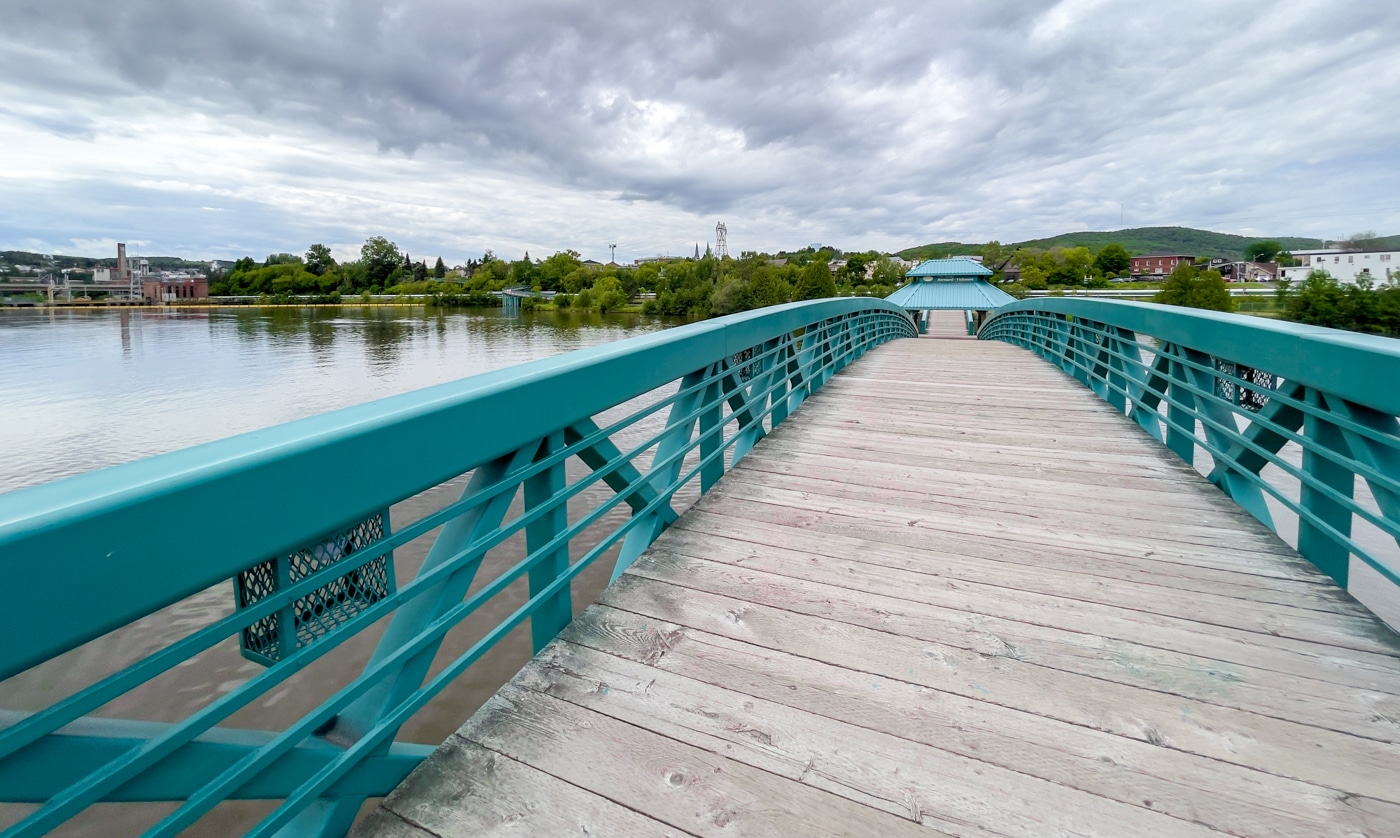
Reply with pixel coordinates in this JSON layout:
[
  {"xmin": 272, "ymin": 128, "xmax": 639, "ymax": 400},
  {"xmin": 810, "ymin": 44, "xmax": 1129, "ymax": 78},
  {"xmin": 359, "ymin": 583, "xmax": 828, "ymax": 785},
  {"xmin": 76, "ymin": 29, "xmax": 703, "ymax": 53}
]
[
  {"xmin": 7, "ymin": 230, "xmax": 1398, "ymax": 336},
  {"xmin": 193, "ymin": 237, "xmax": 879, "ymax": 319}
]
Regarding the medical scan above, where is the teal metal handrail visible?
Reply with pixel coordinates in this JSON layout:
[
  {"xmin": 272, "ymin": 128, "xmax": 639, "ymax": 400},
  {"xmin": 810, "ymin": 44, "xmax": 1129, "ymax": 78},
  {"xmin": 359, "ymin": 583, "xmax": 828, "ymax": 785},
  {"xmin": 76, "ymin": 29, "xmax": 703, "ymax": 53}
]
[
  {"xmin": 0, "ymin": 299, "xmax": 916, "ymax": 836},
  {"xmin": 980, "ymin": 298, "xmax": 1400, "ymax": 598}
]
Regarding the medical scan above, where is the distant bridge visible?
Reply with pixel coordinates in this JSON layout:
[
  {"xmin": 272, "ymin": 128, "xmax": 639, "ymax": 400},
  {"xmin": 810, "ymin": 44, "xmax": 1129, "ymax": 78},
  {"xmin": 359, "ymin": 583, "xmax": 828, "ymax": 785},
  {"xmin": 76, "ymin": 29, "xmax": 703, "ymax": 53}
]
[{"xmin": 1, "ymin": 298, "xmax": 1398, "ymax": 836}]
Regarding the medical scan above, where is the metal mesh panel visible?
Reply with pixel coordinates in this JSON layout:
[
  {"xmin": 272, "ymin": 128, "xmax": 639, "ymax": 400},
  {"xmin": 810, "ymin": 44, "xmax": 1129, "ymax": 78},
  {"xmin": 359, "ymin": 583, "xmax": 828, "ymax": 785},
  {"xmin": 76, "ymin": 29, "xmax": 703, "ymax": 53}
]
[
  {"xmin": 1214, "ymin": 358, "xmax": 1275, "ymax": 413},
  {"xmin": 236, "ymin": 512, "xmax": 394, "ymax": 666},
  {"xmin": 731, "ymin": 346, "xmax": 760, "ymax": 382}
]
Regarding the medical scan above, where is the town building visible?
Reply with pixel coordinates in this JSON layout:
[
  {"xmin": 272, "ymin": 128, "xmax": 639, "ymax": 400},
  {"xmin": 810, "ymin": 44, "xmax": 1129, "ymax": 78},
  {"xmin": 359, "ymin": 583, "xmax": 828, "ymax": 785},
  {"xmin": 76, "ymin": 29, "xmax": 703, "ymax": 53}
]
[
  {"xmin": 1218, "ymin": 261, "xmax": 1278, "ymax": 283},
  {"xmin": 143, "ymin": 277, "xmax": 209, "ymax": 303},
  {"xmin": 1129, "ymin": 253, "xmax": 1195, "ymax": 277},
  {"xmin": 1279, "ymin": 249, "xmax": 1400, "ymax": 285}
]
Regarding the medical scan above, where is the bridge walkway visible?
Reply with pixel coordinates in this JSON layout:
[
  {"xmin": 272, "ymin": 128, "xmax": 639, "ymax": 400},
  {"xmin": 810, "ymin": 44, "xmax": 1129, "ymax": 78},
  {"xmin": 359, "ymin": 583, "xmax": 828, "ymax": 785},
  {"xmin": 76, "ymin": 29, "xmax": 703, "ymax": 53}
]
[{"xmin": 359, "ymin": 338, "xmax": 1400, "ymax": 837}]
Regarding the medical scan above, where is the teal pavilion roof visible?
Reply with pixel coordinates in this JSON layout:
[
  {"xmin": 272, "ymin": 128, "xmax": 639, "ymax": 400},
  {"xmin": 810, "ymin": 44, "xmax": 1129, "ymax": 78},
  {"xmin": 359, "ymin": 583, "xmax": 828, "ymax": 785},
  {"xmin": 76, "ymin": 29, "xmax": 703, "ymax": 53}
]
[
  {"xmin": 886, "ymin": 257, "xmax": 1014, "ymax": 310},
  {"xmin": 904, "ymin": 257, "xmax": 993, "ymax": 279}
]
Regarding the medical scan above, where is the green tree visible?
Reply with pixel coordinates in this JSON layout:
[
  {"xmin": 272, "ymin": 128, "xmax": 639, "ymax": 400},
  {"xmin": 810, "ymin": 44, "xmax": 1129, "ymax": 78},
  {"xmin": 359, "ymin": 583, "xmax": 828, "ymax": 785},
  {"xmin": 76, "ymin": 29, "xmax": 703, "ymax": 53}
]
[
  {"xmin": 1245, "ymin": 241, "xmax": 1282, "ymax": 263},
  {"xmin": 1094, "ymin": 243, "xmax": 1131, "ymax": 275},
  {"xmin": 980, "ymin": 241, "xmax": 1015, "ymax": 274},
  {"xmin": 749, "ymin": 266, "xmax": 793, "ymax": 308},
  {"xmin": 1057, "ymin": 246, "xmax": 1096, "ymax": 285},
  {"xmin": 537, "ymin": 250, "xmax": 583, "ymax": 291},
  {"xmin": 838, "ymin": 255, "xmax": 870, "ymax": 286},
  {"xmin": 361, "ymin": 237, "xmax": 403, "ymax": 289},
  {"xmin": 433, "ymin": 256, "xmax": 446, "ymax": 278},
  {"xmin": 1285, "ymin": 270, "xmax": 1346, "ymax": 326},
  {"xmin": 793, "ymin": 259, "xmax": 837, "ymax": 300},
  {"xmin": 1154, "ymin": 263, "xmax": 1235, "ymax": 312},
  {"xmin": 592, "ymin": 276, "xmax": 629, "ymax": 312},
  {"xmin": 871, "ymin": 257, "xmax": 905, "ymax": 287},
  {"xmin": 710, "ymin": 275, "xmax": 753, "ymax": 314},
  {"xmin": 305, "ymin": 244, "xmax": 336, "ymax": 276}
]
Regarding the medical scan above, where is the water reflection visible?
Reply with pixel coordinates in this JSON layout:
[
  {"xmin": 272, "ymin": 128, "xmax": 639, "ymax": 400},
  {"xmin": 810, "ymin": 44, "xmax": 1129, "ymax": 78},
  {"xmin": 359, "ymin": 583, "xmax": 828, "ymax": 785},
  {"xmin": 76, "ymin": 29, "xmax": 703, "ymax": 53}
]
[{"xmin": 0, "ymin": 306, "xmax": 678, "ymax": 493}]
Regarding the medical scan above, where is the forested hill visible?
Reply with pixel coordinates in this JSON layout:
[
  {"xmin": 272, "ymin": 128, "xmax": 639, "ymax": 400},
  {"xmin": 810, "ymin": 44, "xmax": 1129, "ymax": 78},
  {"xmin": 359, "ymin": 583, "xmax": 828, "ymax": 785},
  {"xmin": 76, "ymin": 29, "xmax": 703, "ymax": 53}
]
[
  {"xmin": 0, "ymin": 250, "xmax": 209, "ymax": 271},
  {"xmin": 898, "ymin": 226, "xmax": 1330, "ymax": 261}
]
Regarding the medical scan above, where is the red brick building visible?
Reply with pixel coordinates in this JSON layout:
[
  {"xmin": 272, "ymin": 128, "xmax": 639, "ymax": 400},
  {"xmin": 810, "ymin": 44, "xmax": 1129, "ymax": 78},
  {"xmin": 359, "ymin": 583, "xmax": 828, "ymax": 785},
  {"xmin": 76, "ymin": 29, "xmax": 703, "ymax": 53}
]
[
  {"xmin": 1130, "ymin": 253, "xmax": 1195, "ymax": 276},
  {"xmin": 143, "ymin": 277, "xmax": 209, "ymax": 303}
]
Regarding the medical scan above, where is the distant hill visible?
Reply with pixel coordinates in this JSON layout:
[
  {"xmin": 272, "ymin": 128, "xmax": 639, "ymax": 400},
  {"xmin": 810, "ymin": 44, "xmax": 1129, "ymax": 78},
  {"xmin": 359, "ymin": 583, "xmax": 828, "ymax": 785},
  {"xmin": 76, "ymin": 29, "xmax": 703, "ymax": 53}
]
[
  {"xmin": 898, "ymin": 226, "xmax": 1332, "ymax": 261},
  {"xmin": 1, "ymin": 250, "xmax": 209, "ymax": 271},
  {"xmin": 895, "ymin": 241, "xmax": 985, "ymax": 261}
]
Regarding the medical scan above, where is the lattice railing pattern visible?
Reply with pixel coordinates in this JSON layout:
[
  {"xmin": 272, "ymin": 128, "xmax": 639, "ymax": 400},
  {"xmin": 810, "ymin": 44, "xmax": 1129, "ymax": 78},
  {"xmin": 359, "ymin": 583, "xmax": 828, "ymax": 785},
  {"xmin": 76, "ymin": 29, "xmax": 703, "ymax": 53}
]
[
  {"xmin": 0, "ymin": 299, "xmax": 916, "ymax": 837},
  {"xmin": 980, "ymin": 301, "xmax": 1400, "ymax": 599},
  {"xmin": 236, "ymin": 512, "xmax": 395, "ymax": 665}
]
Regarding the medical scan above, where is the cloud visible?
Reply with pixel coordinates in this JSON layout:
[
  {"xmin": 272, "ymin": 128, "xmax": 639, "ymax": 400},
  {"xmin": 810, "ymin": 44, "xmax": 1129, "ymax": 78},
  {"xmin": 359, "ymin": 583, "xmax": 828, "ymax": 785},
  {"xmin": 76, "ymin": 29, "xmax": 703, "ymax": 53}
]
[{"xmin": 1, "ymin": 0, "xmax": 1399, "ymax": 260}]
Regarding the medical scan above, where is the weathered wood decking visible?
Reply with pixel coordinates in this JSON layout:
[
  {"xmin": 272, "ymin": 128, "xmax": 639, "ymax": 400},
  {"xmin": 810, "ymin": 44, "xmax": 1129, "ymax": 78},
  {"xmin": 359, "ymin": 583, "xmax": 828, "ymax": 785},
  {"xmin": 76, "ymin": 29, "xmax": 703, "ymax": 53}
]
[{"xmin": 360, "ymin": 338, "xmax": 1400, "ymax": 837}]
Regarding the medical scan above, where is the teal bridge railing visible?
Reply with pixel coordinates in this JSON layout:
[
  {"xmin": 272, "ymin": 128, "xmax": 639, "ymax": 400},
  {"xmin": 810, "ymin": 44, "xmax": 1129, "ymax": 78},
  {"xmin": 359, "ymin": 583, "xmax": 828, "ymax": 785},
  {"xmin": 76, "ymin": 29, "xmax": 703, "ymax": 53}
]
[
  {"xmin": 980, "ymin": 298, "xmax": 1400, "ymax": 600},
  {"xmin": 0, "ymin": 299, "xmax": 916, "ymax": 836}
]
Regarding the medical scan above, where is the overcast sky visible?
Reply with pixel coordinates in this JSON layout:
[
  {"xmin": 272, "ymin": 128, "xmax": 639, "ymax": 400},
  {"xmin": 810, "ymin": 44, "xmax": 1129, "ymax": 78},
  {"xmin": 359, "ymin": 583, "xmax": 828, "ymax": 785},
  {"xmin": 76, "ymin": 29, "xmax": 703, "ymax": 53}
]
[{"xmin": 1, "ymin": 0, "xmax": 1397, "ymax": 263}]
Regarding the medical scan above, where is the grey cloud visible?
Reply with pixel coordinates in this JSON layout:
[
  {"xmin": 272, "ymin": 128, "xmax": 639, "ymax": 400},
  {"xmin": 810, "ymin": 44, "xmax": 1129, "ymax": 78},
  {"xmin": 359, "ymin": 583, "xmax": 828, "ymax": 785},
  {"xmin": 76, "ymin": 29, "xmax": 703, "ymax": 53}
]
[{"xmin": 2, "ymin": 0, "xmax": 1400, "ymax": 252}]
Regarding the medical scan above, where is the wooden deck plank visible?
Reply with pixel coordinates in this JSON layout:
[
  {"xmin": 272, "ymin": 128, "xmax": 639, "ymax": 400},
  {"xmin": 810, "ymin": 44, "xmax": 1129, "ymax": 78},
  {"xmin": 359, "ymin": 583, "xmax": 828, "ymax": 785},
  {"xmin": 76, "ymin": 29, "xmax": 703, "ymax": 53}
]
[
  {"xmin": 372, "ymin": 737, "xmax": 691, "ymax": 837},
  {"xmin": 516, "ymin": 639, "xmax": 1217, "ymax": 837},
  {"xmin": 454, "ymin": 684, "xmax": 942, "ymax": 838},
  {"xmin": 603, "ymin": 569, "xmax": 1400, "ymax": 802},
  {"xmin": 655, "ymin": 524, "xmax": 1390, "ymax": 652},
  {"xmin": 367, "ymin": 337, "xmax": 1400, "ymax": 837},
  {"xmin": 561, "ymin": 605, "xmax": 1400, "ymax": 838},
  {"xmin": 618, "ymin": 546, "xmax": 1400, "ymax": 742},
  {"xmin": 706, "ymin": 481, "xmax": 1331, "ymax": 581},
  {"xmin": 626, "ymin": 546, "xmax": 1400, "ymax": 698},
  {"xmin": 711, "ymin": 472, "xmax": 1291, "ymax": 553},
  {"xmin": 675, "ymin": 511, "xmax": 1361, "ymax": 614}
]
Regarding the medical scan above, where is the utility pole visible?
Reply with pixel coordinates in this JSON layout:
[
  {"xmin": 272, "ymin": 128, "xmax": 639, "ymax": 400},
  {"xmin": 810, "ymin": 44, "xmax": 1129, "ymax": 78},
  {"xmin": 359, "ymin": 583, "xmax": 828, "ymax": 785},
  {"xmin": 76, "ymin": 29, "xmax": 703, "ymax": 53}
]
[{"xmin": 608, "ymin": 243, "xmax": 617, "ymax": 264}]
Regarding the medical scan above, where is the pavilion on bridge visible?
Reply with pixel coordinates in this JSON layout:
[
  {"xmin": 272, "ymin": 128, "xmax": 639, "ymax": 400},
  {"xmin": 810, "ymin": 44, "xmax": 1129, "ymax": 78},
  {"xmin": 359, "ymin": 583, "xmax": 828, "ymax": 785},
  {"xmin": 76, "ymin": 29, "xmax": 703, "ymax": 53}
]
[{"xmin": 886, "ymin": 257, "xmax": 1015, "ymax": 335}]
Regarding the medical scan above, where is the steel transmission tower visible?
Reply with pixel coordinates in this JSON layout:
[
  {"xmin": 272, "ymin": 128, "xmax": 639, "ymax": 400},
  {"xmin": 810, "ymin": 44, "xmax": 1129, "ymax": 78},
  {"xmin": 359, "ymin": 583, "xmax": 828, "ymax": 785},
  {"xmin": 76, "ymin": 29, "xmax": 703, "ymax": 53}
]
[{"xmin": 714, "ymin": 222, "xmax": 728, "ymax": 259}]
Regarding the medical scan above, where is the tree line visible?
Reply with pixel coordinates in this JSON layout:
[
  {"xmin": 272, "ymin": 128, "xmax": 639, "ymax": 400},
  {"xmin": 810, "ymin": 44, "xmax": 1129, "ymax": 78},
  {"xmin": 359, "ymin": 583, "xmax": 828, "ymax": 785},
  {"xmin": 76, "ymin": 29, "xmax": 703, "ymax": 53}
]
[
  {"xmin": 1275, "ymin": 270, "xmax": 1400, "ymax": 335},
  {"xmin": 208, "ymin": 238, "xmax": 909, "ymax": 317},
  {"xmin": 1007, "ymin": 244, "xmax": 1400, "ymax": 338}
]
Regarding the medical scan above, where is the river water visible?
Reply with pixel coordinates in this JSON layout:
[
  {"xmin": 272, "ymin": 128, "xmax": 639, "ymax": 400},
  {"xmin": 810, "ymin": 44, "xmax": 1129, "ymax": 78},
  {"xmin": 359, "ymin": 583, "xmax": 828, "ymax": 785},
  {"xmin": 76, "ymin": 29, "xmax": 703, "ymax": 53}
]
[
  {"xmin": 0, "ymin": 305, "xmax": 684, "ymax": 835},
  {"xmin": 0, "ymin": 306, "xmax": 678, "ymax": 492}
]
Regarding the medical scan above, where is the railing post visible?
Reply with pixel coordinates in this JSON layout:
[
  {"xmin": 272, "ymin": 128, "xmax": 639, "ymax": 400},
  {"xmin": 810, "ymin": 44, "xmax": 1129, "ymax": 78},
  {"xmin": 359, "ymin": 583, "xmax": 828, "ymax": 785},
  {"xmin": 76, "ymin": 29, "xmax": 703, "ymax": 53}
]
[
  {"xmin": 525, "ymin": 430, "xmax": 572, "ymax": 652},
  {"xmin": 1176, "ymin": 348, "xmax": 1274, "ymax": 527},
  {"xmin": 1321, "ymin": 395, "xmax": 1400, "ymax": 553},
  {"xmin": 284, "ymin": 444, "xmax": 536, "ymax": 837},
  {"xmin": 770, "ymin": 336, "xmax": 793, "ymax": 428},
  {"xmin": 699, "ymin": 369, "xmax": 724, "ymax": 492},
  {"xmin": 1298, "ymin": 388, "xmax": 1355, "ymax": 586},
  {"xmin": 1102, "ymin": 326, "xmax": 1133, "ymax": 413},
  {"xmin": 1163, "ymin": 345, "xmax": 1197, "ymax": 465},
  {"xmin": 731, "ymin": 337, "xmax": 783, "ymax": 465},
  {"xmin": 611, "ymin": 367, "xmax": 708, "ymax": 581}
]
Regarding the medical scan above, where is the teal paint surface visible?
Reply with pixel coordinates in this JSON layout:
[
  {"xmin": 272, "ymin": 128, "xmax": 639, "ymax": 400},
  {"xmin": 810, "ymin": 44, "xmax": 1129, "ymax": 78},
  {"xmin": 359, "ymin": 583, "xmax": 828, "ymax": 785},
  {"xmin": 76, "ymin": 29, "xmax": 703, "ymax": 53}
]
[
  {"xmin": 981, "ymin": 298, "xmax": 1400, "ymax": 591},
  {"xmin": 0, "ymin": 298, "xmax": 915, "ymax": 836},
  {"xmin": 904, "ymin": 257, "xmax": 993, "ymax": 278},
  {"xmin": 885, "ymin": 278, "xmax": 1016, "ymax": 310}
]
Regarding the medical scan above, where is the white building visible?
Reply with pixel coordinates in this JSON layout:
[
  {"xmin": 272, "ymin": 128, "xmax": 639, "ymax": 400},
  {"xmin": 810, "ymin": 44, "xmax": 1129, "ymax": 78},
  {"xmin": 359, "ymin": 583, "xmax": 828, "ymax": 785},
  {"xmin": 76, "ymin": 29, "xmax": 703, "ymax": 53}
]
[{"xmin": 1280, "ymin": 249, "xmax": 1399, "ymax": 285}]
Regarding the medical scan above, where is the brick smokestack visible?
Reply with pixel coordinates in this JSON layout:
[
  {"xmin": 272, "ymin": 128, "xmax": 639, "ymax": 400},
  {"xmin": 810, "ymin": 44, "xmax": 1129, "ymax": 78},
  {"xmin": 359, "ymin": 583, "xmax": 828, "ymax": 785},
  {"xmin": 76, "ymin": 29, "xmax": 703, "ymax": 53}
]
[{"xmin": 116, "ymin": 243, "xmax": 128, "ymax": 282}]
